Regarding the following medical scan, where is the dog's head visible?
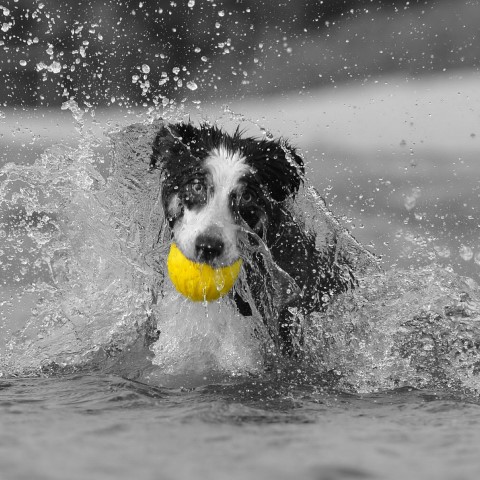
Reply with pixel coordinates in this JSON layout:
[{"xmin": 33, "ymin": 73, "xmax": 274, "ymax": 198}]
[{"xmin": 150, "ymin": 122, "xmax": 304, "ymax": 267}]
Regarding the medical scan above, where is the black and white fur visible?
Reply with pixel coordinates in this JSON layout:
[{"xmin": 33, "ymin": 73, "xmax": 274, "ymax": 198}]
[{"xmin": 150, "ymin": 122, "xmax": 355, "ymax": 355}]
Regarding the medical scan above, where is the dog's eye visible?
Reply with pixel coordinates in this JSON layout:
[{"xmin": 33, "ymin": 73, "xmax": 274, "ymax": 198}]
[
  {"xmin": 234, "ymin": 189, "xmax": 265, "ymax": 234},
  {"xmin": 183, "ymin": 179, "xmax": 207, "ymax": 206},
  {"xmin": 239, "ymin": 190, "xmax": 256, "ymax": 206},
  {"xmin": 192, "ymin": 182, "xmax": 204, "ymax": 194},
  {"xmin": 241, "ymin": 192, "xmax": 252, "ymax": 204}
]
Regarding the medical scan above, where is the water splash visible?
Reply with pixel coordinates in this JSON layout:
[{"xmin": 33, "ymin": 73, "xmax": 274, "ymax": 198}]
[
  {"xmin": 306, "ymin": 265, "xmax": 480, "ymax": 394},
  {"xmin": 148, "ymin": 290, "xmax": 269, "ymax": 386},
  {"xmin": 1, "ymin": 119, "xmax": 165, "ymax": 374},
  {"xmin": 1, "ymin": 116, "xmax": 480, "ymax": 395}
]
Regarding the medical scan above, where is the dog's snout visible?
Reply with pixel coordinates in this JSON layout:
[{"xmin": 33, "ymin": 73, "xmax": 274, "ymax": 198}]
[{"xmin": 195, "ymin": 234, "xmax": 225, "ymax": 263}]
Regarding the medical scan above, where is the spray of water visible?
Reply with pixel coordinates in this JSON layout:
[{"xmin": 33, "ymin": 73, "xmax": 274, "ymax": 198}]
[{"xmin": 2, "ymin": 109, "xmax": 480, "ymax": 394}]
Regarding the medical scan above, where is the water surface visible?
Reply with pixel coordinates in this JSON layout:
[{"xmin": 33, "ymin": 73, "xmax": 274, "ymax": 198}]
[
  {"xmin": 2, "ymin": 374, "xmax": 480, "ymax": 480},
  {"xmin": 2, "ymin": 77, "xmax": 480, "ymax": 479}
]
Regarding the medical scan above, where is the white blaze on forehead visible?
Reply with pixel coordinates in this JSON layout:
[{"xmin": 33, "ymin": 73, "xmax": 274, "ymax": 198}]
[
  {"xmin": 205, "ymin": 146, "xmax": 249, "ymax": 193},
  {"xmin": 172, "ymin": 146, "xmax": 248, "ymax": 266}
]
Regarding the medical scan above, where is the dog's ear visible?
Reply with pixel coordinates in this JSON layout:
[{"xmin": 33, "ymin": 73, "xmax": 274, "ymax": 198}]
[
  {"xmin": 151, "ymin": 123, "xmax": 206, "ymax": 215},
  {"xmin": 150, "ymin": 123, "xmax": 188, "ymax": 170},
  {"xmin": 249, "ymin": 139, "xmax": 304, "ymax": 202},
  {"xmin": 150, "ymin": 122, "xmax": 211, "ymax": 169}
]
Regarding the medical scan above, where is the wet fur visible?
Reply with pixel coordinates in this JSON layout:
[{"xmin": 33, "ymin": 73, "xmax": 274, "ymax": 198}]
[{"xmin": 150, "ymin": 122, "xmax": 354, "ymax": 355}]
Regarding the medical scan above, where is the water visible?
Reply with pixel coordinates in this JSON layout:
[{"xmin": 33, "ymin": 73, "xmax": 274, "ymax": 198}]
[
  {"xmin": 2, "ymin": 375, "xmax": 480, "ymax": 480},
  {"xmin": 2, "ymin": 104, "xmax": 480, "ymax": 479}
]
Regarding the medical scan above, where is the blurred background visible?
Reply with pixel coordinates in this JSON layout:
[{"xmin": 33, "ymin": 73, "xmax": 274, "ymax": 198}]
[
  {"xmin": 1, "ymin": 0, "xmax": 480, "ymax": 277},
  {"xmin": 1, "ymin": 0, "xmax": 479, "ymax": 106}
]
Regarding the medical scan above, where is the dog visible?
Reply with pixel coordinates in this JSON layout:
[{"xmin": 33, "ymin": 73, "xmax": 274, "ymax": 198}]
[{"xmin": 149, "ymin": 122, "xmax": 356, "ymax": 356}]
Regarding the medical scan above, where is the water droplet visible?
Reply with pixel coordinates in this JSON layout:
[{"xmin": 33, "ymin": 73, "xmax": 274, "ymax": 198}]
[
  {"xmin": 60, "ymin": 99, "xmax": 85, "ymax": 124},
  {"xmin": 141, "ymin": 64, "xmax": 150, "ymax": 74},
  {"xmin": 474, "ymin": 252, "xmax": 480, "ymax": 265},
  {"xmin": 49, "ymin": 61, "xmax": 62, "ymax": 74},
  {"xmin": 218, "ymin": 10, "xmax": 225, "ymax": 17},
  {"xmin": 260, "ymin": 128, "xmax": 273, "ymax": 140},
  {"xmin": 188, "ymin": 0, "xmax": 195, "ymax": 7},
  {"xmin": 434, "ymin": 245, "xmax": 451, "ymax": 258},
  {"xmin": 19, "ymin": 60, "xmax": 27, "ymax": 66},
  {"xmin": 459, "ymin": 245, "xmax": 473, "ymax": 262},
  {"xmin": 404, "ymin": 187, "xmax": 421, "ymax": 211},
  {"xmin": 186, "ymin": 81, "xmax": 198, "ymax": 91}
]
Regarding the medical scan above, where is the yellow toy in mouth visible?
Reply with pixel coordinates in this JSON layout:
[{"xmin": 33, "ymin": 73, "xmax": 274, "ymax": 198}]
[{"xmin": 167, "ymin": 243, "xmax": 242, "ymax": 302}]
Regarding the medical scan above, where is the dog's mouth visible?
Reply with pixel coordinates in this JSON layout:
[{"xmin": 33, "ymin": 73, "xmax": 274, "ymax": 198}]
[
  {"xmin": 171, "ymin": 240, "xmax": 240, "ymax": 269},
  {"xmin": 194, "ymin": 255, "xmax": 241, "ymax": 270}
]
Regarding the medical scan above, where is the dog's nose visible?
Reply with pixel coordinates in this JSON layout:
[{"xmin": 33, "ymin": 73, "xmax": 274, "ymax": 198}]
[{"xmin": 195, "ymin": 234, "xmax": 224, "ymax": 263}]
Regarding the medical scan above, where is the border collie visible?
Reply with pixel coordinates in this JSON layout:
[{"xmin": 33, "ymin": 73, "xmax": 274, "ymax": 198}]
[{"xmin": 150, "ymin": 122, "xmax": 355, "ymax": 356}]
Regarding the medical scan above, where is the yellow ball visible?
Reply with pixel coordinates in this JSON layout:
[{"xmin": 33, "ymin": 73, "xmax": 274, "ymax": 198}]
[{"xmin": 167, "ymin": 243, "xmax": 242, "ymax": 302}]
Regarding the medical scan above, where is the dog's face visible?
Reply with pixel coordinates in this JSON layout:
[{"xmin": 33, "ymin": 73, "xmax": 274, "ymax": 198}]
[{"xmin": 151, "ymin": 123, "xmax": 304, "ymax": 268}]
